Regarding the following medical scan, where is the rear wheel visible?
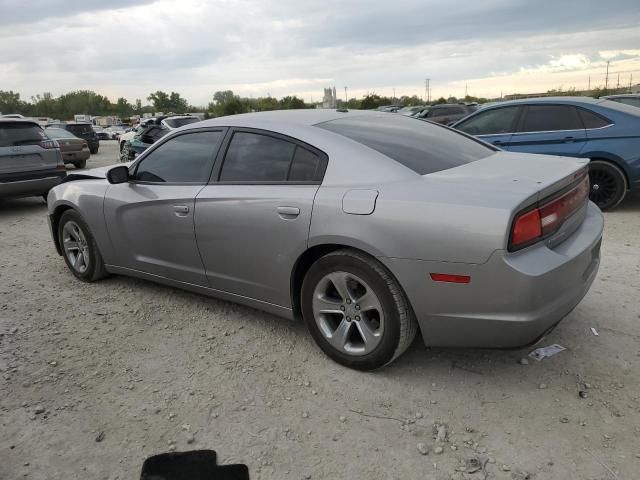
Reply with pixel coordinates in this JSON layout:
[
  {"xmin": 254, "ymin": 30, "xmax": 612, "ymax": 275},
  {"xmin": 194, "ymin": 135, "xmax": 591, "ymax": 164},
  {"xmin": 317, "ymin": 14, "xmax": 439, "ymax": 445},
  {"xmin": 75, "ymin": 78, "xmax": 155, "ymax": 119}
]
[
  {"xmin": 589, "ymin": 160, "xmax": 627, "ymax": 210},
  {"xmin": 74, "ymin": 159, "xmax": 87, "ymax": 169},
  {"xmin": 89, "ymin": 146, "xmax": 98, "ymax": 154},
  {"xmin": 301, "ymin": 249, "xmax": 417, "ymax": 370},
  {"xmin": 58, "ymin": 210, "xmax": 108, "ymax": 282}
]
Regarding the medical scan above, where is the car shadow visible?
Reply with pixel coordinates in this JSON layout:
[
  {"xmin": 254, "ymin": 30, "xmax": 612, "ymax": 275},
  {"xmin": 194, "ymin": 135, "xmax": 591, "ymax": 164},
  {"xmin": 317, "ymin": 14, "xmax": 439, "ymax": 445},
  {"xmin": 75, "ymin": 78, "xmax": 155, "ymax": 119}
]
[{"xmin": 0, "ymin": 196, "xmax": 47, "ymax": 217}]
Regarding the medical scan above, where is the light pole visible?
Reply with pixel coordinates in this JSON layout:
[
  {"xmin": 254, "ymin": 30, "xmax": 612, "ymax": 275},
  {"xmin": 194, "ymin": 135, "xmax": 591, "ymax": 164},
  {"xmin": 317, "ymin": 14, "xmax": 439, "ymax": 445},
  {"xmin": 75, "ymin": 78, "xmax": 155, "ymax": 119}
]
[{"xmin": 344, "ymin": 86, "xmax": 348, "ymax": 103}]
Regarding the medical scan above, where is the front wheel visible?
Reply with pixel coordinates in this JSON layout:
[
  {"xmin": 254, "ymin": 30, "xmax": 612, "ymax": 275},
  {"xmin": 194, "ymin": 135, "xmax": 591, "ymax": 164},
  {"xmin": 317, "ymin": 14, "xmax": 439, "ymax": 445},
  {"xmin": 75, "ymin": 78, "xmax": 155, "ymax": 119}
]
[
  {"xmin": 301, "ymin": 249, "xmax": 417, "ymax": 370},
  {"xmin": 589, "ymin": 160, "xmax": 627, "ymax": 210},
  {"xmin": 58, "ymin": 210, "xmax": 108, "ymax": 282}
]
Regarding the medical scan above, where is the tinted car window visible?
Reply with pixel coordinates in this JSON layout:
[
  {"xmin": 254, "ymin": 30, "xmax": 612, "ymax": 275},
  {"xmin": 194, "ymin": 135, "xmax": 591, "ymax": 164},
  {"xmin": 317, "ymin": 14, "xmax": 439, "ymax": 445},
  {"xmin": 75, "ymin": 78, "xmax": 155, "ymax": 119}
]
[
  {"xmin": 220, "ymin": 132, "xmax": 296, "ymax": 182},
  {"xmin": 520, "ymin": 105, "xmax": 583, "ymax": 132},
  {"xmin": 289, "ymin": 147, "xmax": 321, "ymax": 182},
  {"xmin": 134, "ymin": 131, "xmax": 221, "ymax": 183},
  {"xmin": 43, "ymin": 128, "xmax": 77, "ymax": 140},
  {"xmin": 455, "ymin": 106, "xmax": 520, "ymax": 135},
  {"xmin": 578, "ymin": 109, "xmax": 611, "ymax": 129},
  {"xmin": 67, "ymin": 124, "xmax": 94, "ymax": 135},
  {"xmin": 611, "ymin": 97, "xmax": 640, "ymax": 108},
  {"xmin": 317, "ymin": 114, "xmax": 494, "ymax": 175},
  {"xmin": 0, "ymin": 122, "xmax": 46, "ymax": 147},
  {"xmin": 164, "ymin": 117, "xmax": 200, "ymax": 128}
]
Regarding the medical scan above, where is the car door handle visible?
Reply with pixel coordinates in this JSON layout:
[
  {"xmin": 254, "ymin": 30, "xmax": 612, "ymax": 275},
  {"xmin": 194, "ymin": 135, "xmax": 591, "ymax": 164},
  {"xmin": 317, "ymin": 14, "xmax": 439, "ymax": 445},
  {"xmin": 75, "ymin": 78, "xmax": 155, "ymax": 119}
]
[
  {"xmin": 173, "ymin": 205, "xmax": 190, "ymax": 216},
  {"xmin": 492, "ymin": 140, "xmax": 503, "ymax": 146},
  {"xmin": 563, "ymin": 136, "xmax": 575, "ymax": 143},
  {"xmin": 277, "ymin": 206, "xmax": 300, "ymax": 218}
]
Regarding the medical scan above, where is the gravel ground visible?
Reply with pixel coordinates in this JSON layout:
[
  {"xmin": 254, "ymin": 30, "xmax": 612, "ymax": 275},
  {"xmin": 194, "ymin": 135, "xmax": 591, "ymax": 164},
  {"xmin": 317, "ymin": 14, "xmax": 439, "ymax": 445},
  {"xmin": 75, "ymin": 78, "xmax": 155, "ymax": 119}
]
[{"xmin": 1, "ymin": 141, "xmax": 640, "ymax": 480}]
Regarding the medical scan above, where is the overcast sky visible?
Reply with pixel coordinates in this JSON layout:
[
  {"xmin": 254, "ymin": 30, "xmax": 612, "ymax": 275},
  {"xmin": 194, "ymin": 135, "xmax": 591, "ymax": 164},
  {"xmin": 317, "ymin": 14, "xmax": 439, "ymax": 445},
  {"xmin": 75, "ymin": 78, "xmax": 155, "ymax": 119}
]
[{"xmin": 1, "ymin": 0, "xmax": 639, "ymax": 105}]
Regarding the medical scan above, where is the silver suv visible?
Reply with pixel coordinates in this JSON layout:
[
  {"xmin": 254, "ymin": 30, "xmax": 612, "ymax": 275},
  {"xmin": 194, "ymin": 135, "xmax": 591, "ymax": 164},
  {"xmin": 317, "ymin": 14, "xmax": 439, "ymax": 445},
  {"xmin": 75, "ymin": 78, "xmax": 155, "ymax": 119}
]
[{"xmin": 0, "ymin": 119, "xmax": 66, "ymax": 199}]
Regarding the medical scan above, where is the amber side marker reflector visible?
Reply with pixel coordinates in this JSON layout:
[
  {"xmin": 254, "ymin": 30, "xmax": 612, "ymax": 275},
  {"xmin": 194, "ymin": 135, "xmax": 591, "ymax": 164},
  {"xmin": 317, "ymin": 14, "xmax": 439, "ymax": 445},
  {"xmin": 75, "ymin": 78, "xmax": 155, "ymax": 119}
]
[{"xmin": 430, "ymin": 273, "xmax": 471, "ymax": 284}]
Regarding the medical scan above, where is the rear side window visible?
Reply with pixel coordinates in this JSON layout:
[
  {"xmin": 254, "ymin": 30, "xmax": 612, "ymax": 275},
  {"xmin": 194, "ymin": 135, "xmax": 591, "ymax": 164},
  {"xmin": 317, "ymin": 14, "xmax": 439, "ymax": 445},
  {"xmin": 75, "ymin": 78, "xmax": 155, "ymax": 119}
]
[
  {"xmin": 578, "ymin": 109, "xmax": 611, "ymax": 129},
  {"xmin": 519, "ymin": 105, "xmax": 583, "ymax": 132},
  {"xmin": 317, "ymin": 114, "xmax": 494, "ymax": 175},
  {"xmin": 220, "ymin": 132, "xmax": 295, "ymax": 182},
  {"xmin": 289, "ymin": 147, "xmax": 322, "ymax": 181},
  {"xmin": 456, "ymin": 107, "xmax": 520, "ymax": 135},
  {"xmin": 134, "ymin": 131, "xmax": 221, "ymax": 183},
  {"xmin": 0, "ymin": 123, "xmax": 46, "ymax": 147}
]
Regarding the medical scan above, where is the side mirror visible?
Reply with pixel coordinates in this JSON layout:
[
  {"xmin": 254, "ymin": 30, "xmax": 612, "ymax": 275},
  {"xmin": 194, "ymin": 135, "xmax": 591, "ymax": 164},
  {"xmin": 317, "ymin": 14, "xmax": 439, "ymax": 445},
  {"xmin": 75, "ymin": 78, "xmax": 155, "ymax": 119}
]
[{"xmin": 107, "ymin": 165, "xmax": 130, "ymax": 184}]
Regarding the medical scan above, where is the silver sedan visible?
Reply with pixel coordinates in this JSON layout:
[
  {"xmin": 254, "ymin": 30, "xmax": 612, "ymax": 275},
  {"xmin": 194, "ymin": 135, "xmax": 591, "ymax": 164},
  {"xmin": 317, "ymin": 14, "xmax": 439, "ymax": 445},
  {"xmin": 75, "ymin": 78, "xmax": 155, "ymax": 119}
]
[{"xmin": 46, "ymin": 110, "xmax": 603, "ymax": 370}]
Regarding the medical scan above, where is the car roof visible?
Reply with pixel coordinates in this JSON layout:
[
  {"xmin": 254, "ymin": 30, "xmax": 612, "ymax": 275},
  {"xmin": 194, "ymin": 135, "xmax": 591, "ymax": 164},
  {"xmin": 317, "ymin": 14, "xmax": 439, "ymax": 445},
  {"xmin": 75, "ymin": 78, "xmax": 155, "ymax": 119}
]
[
  {"xmin": 485, "ymin": 96, "xmax": 604, "ymax": 107},
  {"xmin": 601, "ymin": 94, "xmax": 640, "ymax": 99},
  {"xmin": 198, "ymin": 109, "xmax": 392, "ymax": 128},
  {"xmin": 0, "ymin": 118, "xmax": 41, "ymax": 127}
]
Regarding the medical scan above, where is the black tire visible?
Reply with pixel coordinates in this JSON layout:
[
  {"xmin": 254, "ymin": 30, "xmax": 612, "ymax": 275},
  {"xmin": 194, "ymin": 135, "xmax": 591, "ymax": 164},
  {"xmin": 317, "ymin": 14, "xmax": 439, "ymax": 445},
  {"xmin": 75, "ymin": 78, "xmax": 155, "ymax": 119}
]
[
  {"xmin": 74, "ymin": 159, "xmax": 87, "ymax": 169},
  {"xmin": 589, "ymin": 160, "xmax": 627, "ymax": 210},
  {"xmin": 58, "ymin": 210, "xmax": 108, "ymax": 282},
  {"xmin": 89, "ymin": 146, "xmax": 98, "ymax": 154},
  {"xmin": 301, "ymin": 249, "xmax": 417, "ymax": 370}
]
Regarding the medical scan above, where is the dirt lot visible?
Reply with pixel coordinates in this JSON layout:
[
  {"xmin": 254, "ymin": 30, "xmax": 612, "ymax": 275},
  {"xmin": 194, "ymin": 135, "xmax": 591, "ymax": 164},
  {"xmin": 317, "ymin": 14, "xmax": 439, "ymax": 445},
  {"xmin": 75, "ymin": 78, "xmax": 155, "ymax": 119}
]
[{"xmin": 1, "ymin": 140, "xmax": 639, "ymax": 480}]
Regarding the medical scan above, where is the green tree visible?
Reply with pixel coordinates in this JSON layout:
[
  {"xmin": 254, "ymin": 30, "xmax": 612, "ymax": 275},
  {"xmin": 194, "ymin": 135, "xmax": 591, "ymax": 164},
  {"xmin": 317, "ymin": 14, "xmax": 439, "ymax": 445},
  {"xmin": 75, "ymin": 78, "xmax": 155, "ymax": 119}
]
[
  {"xmin": 208, "ymin": 90, "xmax": 248, "ymax": 117},
  {"xmin": 31, "ymin": 92, "xmax": 58, "ymax": 117},
  {"xmin": 147, "ymin": 91, "xmax": 189, "ymax": 113},
  {"xmin": 0, "ymin": 90, "xmax": 25, "ymax": 114},
  {"xmin": 279, "ymin": 96, "xmax": 307, "ymax": 109}
]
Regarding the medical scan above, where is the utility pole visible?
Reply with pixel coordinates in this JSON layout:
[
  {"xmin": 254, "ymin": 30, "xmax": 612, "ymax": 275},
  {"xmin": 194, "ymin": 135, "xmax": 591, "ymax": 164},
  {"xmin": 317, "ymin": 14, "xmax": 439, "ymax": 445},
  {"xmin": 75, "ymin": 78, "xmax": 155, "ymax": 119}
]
[
  {"xmin": 588, "ymin": 75, "xmax": 590, "ymax": 91},
  {"xmin": 617, "ymin": 73, "xmax": 620, "ymax": 89},
  {"xmin": 464, "ymin": 82, "xmax": 468, "ymax": 98},
  {"xmin": 425, "ymin": 79, "xmax": 430, "ymax": 103},
  {"xmin": 344, "ymin": 86, "xmax": 348, "ymax": 103},
  {"xmin": 604, "ymin": 61, "xmax": 610, "ymax": 92},
  {"xmin": 393, "ymin": 88, "xmax": 396, "ymax": 101},
  {"xmin": 630, "ymin": 74, "xmax": 633, "ymax": 92}
]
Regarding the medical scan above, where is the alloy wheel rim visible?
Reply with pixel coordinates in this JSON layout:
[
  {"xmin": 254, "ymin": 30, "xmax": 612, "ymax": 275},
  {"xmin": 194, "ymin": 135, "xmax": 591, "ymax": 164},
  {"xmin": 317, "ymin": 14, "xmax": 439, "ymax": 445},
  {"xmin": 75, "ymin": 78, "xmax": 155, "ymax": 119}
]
[
  {"xmin": 312, "ymin": 271, "xmax": 384, "ymax": 356},
  {"xmin": 589, "ymin": 168, "xmax": 618, "ymax": 207},
  {"xmin": 62, "ymin": 221, "xmax": 90, "ymax": 273}
]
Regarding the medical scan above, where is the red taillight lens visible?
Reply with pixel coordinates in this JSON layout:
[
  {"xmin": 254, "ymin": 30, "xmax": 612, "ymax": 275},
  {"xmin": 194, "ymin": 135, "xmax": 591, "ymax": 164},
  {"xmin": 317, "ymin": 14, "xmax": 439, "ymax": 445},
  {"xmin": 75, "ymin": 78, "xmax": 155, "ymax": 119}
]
[
  {"xmin": 39, "ymin": 140, "xmax": 59, "ymax": 149},
  {"xmin": 509, "ymin": 176, "xmax": 589, "ymax": 251},
  {"xmin": 511, "ymin": 209, "xmax": 542, "ymax": 248}
]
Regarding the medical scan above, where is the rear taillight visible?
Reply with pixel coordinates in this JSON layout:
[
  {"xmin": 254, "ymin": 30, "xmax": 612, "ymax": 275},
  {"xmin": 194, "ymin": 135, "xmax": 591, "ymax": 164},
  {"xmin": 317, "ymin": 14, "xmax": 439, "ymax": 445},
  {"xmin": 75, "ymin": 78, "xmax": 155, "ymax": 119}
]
[
  {"xmin": 509, "ymin": 175, "xmax": 589, "ymax": 251},
  {"xmin": 82, "ymin": 142, "xmax": 88, "ymax": 149},
  {"xmin": 40, "ymin": 140, "xmax": 59, "ymax": 149}
]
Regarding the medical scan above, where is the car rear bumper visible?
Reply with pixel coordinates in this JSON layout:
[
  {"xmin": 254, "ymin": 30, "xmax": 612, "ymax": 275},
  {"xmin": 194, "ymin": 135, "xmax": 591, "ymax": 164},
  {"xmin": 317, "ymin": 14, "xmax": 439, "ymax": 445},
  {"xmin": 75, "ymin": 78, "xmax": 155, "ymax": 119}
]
[
  {"xmin": 0, "ymin": 170, "xmax": 66, "ymax": 198},
  {"xmin": 61, "ymin": 150, "xmax": 90, "ymax": 164},
  {"xmin": 381, "ymin": 201, "xmax": 604, "ymax": 348}
]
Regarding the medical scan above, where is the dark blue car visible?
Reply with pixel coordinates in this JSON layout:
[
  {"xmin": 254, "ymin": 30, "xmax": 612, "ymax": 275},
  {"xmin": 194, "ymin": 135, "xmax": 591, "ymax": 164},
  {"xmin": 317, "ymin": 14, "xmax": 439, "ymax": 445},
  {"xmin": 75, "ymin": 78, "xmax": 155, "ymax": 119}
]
[{"xmin": 452, "ymin": 97, "xmax": 640, "ymax": 209}]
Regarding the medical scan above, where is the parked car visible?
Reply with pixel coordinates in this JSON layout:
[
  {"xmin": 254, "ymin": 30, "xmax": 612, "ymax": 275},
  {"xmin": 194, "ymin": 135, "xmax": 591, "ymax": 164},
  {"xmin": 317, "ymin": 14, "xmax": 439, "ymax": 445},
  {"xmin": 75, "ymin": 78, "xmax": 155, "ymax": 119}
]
[
  {"xmin": 160, "ymin": 115, "xmax": 201, "ymax": 129},
  {"xmin": 0, "ymin": 119, "xmax": 65, "ymax": 199},
  {"xmin": 452, "ymin": 96, "xmax": 640, "ymax": 210},
  {"xmin": 92, "ymin": 126, "xmax": 111, "ymax": 141},
  {"xmin": 44, "ymin": 127, "xmax": 90, "ymax": 169},
  {"xmin": 119, "ymin": 124, "xmax": 169, "ymax": 162},
  {"xmin": 414, "ymin": 103, "xmax": 477, "ymax": 124},
  {"xmin": 118, "ymin": 122, "xmax": 149, "ymax": 151},
  {"xmin": 600, "ymin": 94, "xmax": 640, "ymax": 108},
  {"xmin": 47, "ymin": 122, "xmax": 99, "ymax": 154},
  {"xmin": 47, "ymin": 110, "xmax": 602, "ymax": 370},
  {"xmin": 397, "ymin": 105, "xmax": 427, "ymax": 116},
  {"xmin": 105, "ymin": 125, "xmax": 126, "ymax": 140}
]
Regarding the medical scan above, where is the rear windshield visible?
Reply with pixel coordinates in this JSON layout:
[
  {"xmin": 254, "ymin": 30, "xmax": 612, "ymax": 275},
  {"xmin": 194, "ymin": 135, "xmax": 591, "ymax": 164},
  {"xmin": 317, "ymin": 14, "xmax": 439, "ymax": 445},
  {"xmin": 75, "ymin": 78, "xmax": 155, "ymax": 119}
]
[
  {"xmin": 0, "ymin": 122, "xmax": 46, "ymax": 147},
  {"xmin": 45, "ymin": 128, "xmax": 77, "ymax": 140},
  {"xmin": 316, "ymin": 114, "xmax": 494, "ymax": 174},
  {"xmin": 67, "ymin": 124, "xmax": 94, "ymax": 134},
  {"xmin": 163, "ymin": 117, "xmax": 200, "ymax": 128}
]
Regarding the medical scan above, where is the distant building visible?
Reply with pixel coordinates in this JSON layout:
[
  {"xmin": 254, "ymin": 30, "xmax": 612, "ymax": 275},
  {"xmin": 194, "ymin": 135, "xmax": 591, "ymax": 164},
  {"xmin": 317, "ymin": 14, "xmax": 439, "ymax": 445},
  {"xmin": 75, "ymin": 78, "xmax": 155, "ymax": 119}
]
[{"xmin": 322, "ymin": 86, "xmax": 337, "ymax": 109}]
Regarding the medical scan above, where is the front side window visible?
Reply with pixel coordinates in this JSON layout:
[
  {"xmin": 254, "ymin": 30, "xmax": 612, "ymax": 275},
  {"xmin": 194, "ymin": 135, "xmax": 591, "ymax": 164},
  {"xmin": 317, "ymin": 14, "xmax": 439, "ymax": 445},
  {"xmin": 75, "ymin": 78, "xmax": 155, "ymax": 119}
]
[
  {"xmin": 134, "ymin": 130, "xmax": 221, "ymax": 183},
  {"xmin": 455, "ymin": 106, "xmax": 520, "ymax": 136},
  {"xmin": 519, "ymin": 105, "xmax": 583, "ymax": 132}
]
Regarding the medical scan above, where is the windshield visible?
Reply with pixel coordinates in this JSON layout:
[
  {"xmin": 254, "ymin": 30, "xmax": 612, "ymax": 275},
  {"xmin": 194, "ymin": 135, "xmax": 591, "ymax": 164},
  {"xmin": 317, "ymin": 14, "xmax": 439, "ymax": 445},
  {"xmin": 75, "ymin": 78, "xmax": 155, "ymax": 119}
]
[
  {"xmin": 67, "ymin": 123, "xmax": 94, "ymax": 134},
  {"xmin": 44, "ymin": 127, "xmax": 77, "ymax": 139},
  {"xmin": 316, "ymin": 114, "xmax": 495, "ymax": 174}
]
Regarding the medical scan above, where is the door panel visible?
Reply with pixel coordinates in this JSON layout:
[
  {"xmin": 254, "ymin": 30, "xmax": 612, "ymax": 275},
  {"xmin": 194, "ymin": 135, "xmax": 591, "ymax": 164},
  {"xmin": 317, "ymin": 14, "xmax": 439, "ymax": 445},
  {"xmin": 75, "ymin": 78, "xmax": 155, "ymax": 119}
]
[
  {"xmin": 194, "ymin": 185, "xmax": 318, "ymax": 307},
  {"xmin": 104, "ymin": 183, "xmax": 208, "ymax": 285},
  {"xmin": 476, "ymin": 133, "xmax": 514, "ymax": 149},
  {"xmin": 506, "ymin": 130, "xmax": 587, "ymax": 155}
]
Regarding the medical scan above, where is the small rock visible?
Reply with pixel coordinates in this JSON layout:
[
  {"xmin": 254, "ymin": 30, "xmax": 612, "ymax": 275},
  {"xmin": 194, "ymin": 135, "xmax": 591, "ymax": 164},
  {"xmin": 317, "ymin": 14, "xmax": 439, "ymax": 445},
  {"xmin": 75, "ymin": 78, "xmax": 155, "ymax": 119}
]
[
  {"xmin": 49, "ymin": 361, "xmax": 58, "ymax": 367},
  {"xmin": 538, "ymin": 383, "xmax": 547, "ymax": 389},
  {"xmin": 578, "ymin": 390, "xmax": 588, "ymax": 399},
  {"xmin": 415, "ymin": 412, "xmax": 423, "ymax": 419},
  {"xmin": 304, "ymin": 381, "xmax": 311, "ymax": 387},
  {"xmin": 518, "ymin": 358, "xmax": 529, "ymax": 365},
  {"xmin": 502, "ymin": 464, "xmax": 511, "ymax": 472},
  {"xmin": 560, "ymin": 416, "xmax": 570, "ymax": 423},
  {"xmin": 339, "ymin": 415, "xmax": 347, "ymax": 423},
  {"xmin": 10, "ymin": 327, "xmax": 18, "ymax": 334},
  {"xmin": 168, "ymin": 445, "xmax": 176, "ymax": 452},
  {"xmin": 434, "ymin": 446, "xmax": 444, "ymax": 454},
  {"xmin": 417, "ymin": 443, "xmax": 429, "ymax": 455},
  {"xmin": 488, "ymin": 457, "xmax": 496, "ymax": 464},
  {"xmin": 436, "ymin": 425, "xmax": 447, "ymax": 442},
  {"xmin": 311, "ymin": 390, "xmax": 317, "ymax": 395},
  {"xmin": 187, "ymin": 435, "xmax": 195, "ymax": 444},
  {"xmin": 34, "ymin": 406, "xmax": 45, "ymax": 414},
  {"xmin": 95, "ymin": 431, "xmax": 105, "ymax": 443},
  {"xmin": 302, "ymin": 412, "xmax": 309, "ymax": 419}
]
